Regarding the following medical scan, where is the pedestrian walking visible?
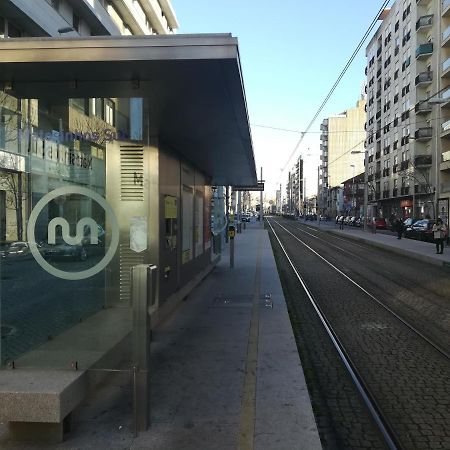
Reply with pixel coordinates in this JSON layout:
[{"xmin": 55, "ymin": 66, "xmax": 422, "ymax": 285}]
[
  {"xmin": 395, "ymin": 218, "xmax": 404, "ymax": 239},
  {"xmin": 432, "ymin": 218, "xmax": 447, "ymax": 254},
  {"xmin": 339, "ymin": 216, "xmax": 344, "ymax": 230}
]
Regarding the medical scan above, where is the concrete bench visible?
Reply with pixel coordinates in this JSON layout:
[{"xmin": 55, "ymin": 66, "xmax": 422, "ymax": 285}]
[
  {"xmin": 0, "ymin": 307, "xmax": 132, "ymax": 443},
  {"xmin": 0, "ymin": 369, "xmax": 87, "ymax": 442}
]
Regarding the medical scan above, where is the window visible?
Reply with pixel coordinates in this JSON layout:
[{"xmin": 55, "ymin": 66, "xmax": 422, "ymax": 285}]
[
  {"xmin": 0, "ymin": 17, "xmax": 4, "ymax": 39},
  {"xmin": 104, "ymin": 99, "xmax": 115, "ymax": 126}
]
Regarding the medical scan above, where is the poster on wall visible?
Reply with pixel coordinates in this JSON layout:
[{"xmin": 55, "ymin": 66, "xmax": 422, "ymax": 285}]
[{"xmin": 438, "ymin": 198, "xmax": 449, "ymax": 227}]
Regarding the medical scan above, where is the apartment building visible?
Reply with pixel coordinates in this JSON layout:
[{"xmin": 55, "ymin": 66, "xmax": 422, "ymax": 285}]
[
  {"xmin": 284, "ymin": 155, "xmax": 304, "ymax": 215},
  {"xmin": 319, "ymin": 98, "xmax": 366, "ymax": 217},
  {"xmin": 365, "ymin": 0, "xmax": 450, "ymax": 223}
]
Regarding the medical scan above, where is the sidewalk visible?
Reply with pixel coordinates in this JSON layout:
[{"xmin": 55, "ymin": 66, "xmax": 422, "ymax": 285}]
[
  {"xmin": 300, "ymin": 219, "xmax": 450, "ymax": 268},
  {"xmin": 1, "ymin": 223, "xmax": 321, "ymax": 450}
]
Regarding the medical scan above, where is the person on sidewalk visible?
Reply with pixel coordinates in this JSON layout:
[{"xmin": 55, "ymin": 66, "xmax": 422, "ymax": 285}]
[
  {"xmin": 432, "ymin": 218, "xmax": 447, "ymax": 254},
  {"xmin": 339, "ymin": 216, "xmax": 344, "ymax": 230},
  {"xmin": 395, "ymin": 218, "xmax": 404, "ymax": 239}
]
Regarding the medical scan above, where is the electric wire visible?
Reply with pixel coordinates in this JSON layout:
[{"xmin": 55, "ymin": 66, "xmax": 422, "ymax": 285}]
[{"xmin": 279, "ymin": 0, "xmax": 392, "ymax": 177}]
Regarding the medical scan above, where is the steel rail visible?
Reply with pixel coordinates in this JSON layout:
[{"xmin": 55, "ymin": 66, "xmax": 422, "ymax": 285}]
[
  {"xmin": 268, "ymin": 218, "xmax": 403, "ymax": 450},
  {"xmin": 278, "ymin": 219, "xmax": 450, "ymax": 361}
]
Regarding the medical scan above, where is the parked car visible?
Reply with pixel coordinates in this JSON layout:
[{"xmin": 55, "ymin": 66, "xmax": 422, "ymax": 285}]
[
  {"xmin": 343, "ymin": 216, "xmax": 352, "ymax": 225},
  {"xmin": 404, "ymin": 219, "xmax": 442, "ymax": 242},
  {"xmin": 1, "ymin": 241, "xmax": 33, "ymax": 260},
  {"xmin": 372, "ymin": 217, "xmax": 387, "ymax": 229},
  {"xmin": 354, "ymin": 217, "xmax": 363, "ymax": 227},
  {"xmin": 348, "ymin": 216, "xmax": 357, "ymax": 226}
]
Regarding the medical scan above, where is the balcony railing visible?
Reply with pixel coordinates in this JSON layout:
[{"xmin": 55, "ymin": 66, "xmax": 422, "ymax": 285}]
[
  {"xmin": 415, "ymin": 101, "xmax": 432, "ymax": 113},
  {"xmin": 415, "ymin": 155, "xmax": 432, "ymax": 166},
  {"xmin": 415, "ymin": 71, "xmax": 433, "ymax": 85},
  {"xmin": 414, "ymin": 127, "xmax": 432, "ymax": 140},
  {"xmin": 416, "ymin": 15, "xmax": 433, "ymax": 31},
  {"xmin": 443, "ymin": 57, "xmax": 450, "ymax": 73},
  {"xmin": 416, "ymin": 43, "xmax": 433, "ymax": 58},
  {"xmin": 443, "ymin": 25, "xmax": 450, "ymax": 42}
]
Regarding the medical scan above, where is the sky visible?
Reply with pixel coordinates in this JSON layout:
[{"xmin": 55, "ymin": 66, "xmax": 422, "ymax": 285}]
[{"xmin": 171, "ymin": 0, "xmax": 393, "ymax": 198}]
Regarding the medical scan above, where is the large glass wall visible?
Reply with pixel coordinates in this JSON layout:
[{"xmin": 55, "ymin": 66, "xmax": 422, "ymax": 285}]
[{"xmin": 0, "ymin": 93, "xmax": 139, "ymax": 368}]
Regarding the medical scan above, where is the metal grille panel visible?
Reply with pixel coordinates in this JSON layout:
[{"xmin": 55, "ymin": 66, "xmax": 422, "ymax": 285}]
[
  {"xmin": 119, "ymin": 244, "xmax": 145, "ymax": 303},
  {"xmin": 120, "ymin": 144, "xmax": 144, "ymax": 201}
]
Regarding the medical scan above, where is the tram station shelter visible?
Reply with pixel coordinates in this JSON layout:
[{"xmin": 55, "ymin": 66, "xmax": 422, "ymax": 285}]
[{"xmin": 0, "ymin": 34, "xmax": 256, "ymax": 441}]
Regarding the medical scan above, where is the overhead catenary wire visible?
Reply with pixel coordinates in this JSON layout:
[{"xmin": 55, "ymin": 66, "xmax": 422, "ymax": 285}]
[{"xmin": 279, "ymin": 0, "xmax": 391, "ymax": 178}]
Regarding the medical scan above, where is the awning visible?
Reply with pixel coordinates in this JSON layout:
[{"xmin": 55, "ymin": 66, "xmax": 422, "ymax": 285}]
[{"xmin": 0, "ymin": 34, "xmax": 256, "ymax": 186}]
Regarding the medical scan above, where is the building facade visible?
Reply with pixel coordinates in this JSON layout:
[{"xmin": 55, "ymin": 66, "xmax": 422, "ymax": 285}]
[
  {"xmin": 365, "ymin": 0, "xmax": 450, "ymax": 224},
  {"xmin": 319, "ymin": 98, "xmax": 366, "ymax": 217}
]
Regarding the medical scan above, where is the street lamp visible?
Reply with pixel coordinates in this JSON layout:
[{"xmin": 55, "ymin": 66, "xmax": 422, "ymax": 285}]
[{"xmin": 351, "ymin": 150, "xmax": 368, "ymax": 231}]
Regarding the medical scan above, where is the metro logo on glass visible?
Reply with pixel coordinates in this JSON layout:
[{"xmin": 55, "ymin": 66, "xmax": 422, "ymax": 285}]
[{"xmin": 27, "ymin": 186, "xmax": 119, "ymax": 281}]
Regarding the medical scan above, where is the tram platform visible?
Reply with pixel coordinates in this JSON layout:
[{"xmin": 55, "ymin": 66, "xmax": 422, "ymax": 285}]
[{"xmin": 0, "ymin": 221, "xmax": 321, "ymax": 450}]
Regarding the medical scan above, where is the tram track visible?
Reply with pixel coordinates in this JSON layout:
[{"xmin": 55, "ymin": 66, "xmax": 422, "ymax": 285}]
[{"xmin": 267, "ymin": 218, "xmax": 450, "ymax": 450}]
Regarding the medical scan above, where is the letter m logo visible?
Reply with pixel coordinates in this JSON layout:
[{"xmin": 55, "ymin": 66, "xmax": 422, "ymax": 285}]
[{"xmin": 48, "ymin": 217, "xmax": 99, "ymax": 245}]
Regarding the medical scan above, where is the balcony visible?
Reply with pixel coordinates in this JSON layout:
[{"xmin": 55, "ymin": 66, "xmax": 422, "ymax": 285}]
[
  {"xmin": 416, "ymin": 15, "xmax": 433, "ymax": 31},
  {"xmin": 416, "ymin": 43, "xmax": 433, "ymax": 59},
  {"xmin": 383, "ymin": 168, "xmax": 391, "ymax": 177},
  {"xmin": 415, "ymin": 155, "xmax": 432, "ymax": 167},
  {"xmin": 414, "ymin": 127, "xmax": 432, "ymax": 140},
  {"xmin": 415, "ymin": 71, "xmax": 433, "ymax": 85},
  {"xmin": 443, "ymin": 25, "xmax": 450, "ymax": 45},
  {"xmin": 443, "ymin": 57, "xmax": 450, "ymax": 76},
  {"xmin": 415, "ymin": 101, "xmax": 432, "ymax": 114},
  {"xmin": 400, "ymin": 160, "xmax": 410, "ymax": 170},
  {"xmin": 443, "ymin": 0, "xmax": 450, "ymax": 17}
]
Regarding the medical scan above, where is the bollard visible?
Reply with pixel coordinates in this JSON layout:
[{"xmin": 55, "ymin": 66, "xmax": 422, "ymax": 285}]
[
  {"xmin": 131, "ymin": 264, "xmax": 157, "ymax": 432},
  {"xmin": 228, "ymin": 225, "xmax": 235, "ymax": 268}
]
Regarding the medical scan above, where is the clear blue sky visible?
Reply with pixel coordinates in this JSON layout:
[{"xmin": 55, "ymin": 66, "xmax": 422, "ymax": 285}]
[{"xmin": 171, "ymin": 0, "xmax": 392, "ymax": 197}]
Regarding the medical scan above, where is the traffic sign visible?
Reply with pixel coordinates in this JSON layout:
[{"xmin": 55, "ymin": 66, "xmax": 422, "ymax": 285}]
[{"xmin": 233, "ymin": 182, "xmax": 264, "ymax": 191}]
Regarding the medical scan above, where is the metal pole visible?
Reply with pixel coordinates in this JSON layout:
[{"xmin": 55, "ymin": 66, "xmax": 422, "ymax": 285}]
[
  {"xmin": 317, "ymin": 165, "xmax": 320, "ymax": 227},
  {"xmin": 225, "ymin": 186, "xmax": 230, "ymax": 243},
  {"xmin": 131, "ymin": 264, "xmax": 157, "ymax": 432},
  {"xmin": 237, "ymin": 190, "xmax": 242, "ymax": 233},
  {"xmin": 230, "ymin": 235, "xmax": 234, "ymax": 268}
]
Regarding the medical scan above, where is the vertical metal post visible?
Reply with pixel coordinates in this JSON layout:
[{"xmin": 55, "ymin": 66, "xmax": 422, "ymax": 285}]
[
  {"xmin": 363, "ymin": 151, "xmax": 369, "ymax": 232},
  {"xmin": 230, "ymin": 236, "xmax": 235, "ymax": 268},
  {"xmin": 259, "ymin": 167, "xmax": 263, "ymax": 224},
  {"xmin": 237, "ymin": 191, "xmax": 242, "ymax": 233},
  {"xmin": 317, "ymin": 165, "xmax": 320, "ymax": 227},
  {"xmin": 132, "ymin": 264, "xmax": 157, "ymax": 433},
  {"xmin": 225, "ymin": 186, "xmax": 230, "ymax": 243}
]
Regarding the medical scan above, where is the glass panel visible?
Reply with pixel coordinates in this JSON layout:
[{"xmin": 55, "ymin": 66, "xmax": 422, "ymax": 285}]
[{"xmin": 0, "ymin": 93, "xmax": 144, "ymax": 370}]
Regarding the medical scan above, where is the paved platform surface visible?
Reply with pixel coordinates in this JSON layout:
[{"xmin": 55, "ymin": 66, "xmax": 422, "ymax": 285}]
[
  {"xmin": 0, "ymin": 222, "xmax": 322, "ymax": 450},
  {"xmin": 299, "ymin": 219, "xmax": 450, "ymax": 267}
]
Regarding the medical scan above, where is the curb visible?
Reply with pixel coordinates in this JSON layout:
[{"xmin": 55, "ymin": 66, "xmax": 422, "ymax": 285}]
[{"xmin": 327, "ymin": 228, "xmax": 450, "ymax": 269}]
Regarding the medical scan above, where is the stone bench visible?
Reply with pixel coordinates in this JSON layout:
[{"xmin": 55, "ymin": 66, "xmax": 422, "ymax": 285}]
[{"xmin": 0, "ymin": 307, "xmax": 132, "ymax": 443}]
